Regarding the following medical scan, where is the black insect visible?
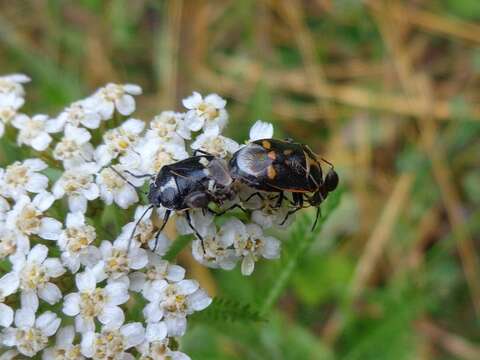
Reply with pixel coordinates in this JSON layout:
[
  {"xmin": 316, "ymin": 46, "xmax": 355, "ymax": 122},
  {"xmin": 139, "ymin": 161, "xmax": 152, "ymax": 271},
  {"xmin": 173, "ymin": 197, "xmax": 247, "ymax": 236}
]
[
  {"xmin": 118, "ymin": 151, "xmax": 235, "ymax": 252},
  {"xmin": 229, "ymin": 138, "xmax": 339, "ymax": 228}
]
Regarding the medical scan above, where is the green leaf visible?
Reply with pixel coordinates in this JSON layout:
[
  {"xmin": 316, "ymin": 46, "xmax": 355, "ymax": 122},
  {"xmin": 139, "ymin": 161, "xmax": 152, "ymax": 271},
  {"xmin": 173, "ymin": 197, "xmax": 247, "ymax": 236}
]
[
  {"xmin": 191, "ymin": 297, "xmax": 264, "ymax": 324},
  {"xmin": 260, "ymin": 188, "xmax": 344, "ymax": 314}
]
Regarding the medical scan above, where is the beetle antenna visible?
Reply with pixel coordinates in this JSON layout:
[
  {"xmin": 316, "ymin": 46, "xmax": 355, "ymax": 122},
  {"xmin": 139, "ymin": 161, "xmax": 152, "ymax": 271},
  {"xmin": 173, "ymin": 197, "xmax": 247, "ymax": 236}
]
[
  {"xmin": 123, "ymin": 169, "xmax": 155, "ymax": 180},
  {"xmin": 108, "ymin": 165, "xmax": 140, "ymax": 190},
  {"xmin": 320, "ymin": 157, "xmax": 334, "ymax": 168},
  {"xmin": 128, "ymin": 204, "xmax": 155, "ymax": 251}
]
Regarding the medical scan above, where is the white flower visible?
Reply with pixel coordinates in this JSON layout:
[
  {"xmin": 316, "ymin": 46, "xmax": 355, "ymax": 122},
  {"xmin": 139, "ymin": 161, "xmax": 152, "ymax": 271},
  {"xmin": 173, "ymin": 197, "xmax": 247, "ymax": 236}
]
[
  {"xmin": 10, "ymin": 244, "xmax": 65, "ymax": 306},
  {"xmin": 52, "ymin": 163, "xmax": 99, "ymax": 213},
  {"xmin": 191, "ymin": 224, "xmax": 238, "ymax": 270},
  {"xmin": 96, "ymin": 166, "xmax": 139, "ymax": 209},
  {"xmin": 190, "ymin": 128, "xmax": 239, "ymax": 158},
  {"xmin": 143, "ymin": 279, "xmax": 211, "ymax": 336},
  {"xmin": 0, "ymin": 94, "xmax": 24, "ymax": 137},
  {"xmin": 0, "ymin": 227, "xmax": 29, "ymax": 261},
  {"xmin": 130, "ymin": 253, "xmax": 185, "ymax": 295},
  {"xmin": 94, "ymin": 118, "xmax": 145, "ymax": 166},
  {"xmin": 43, "ymin": 325, "xmax": 85, "ymax": 360},
  {"xmin": 248, "ymin": 120, "xmax": 273, "ymax": 142},
  {"xmin": 56, "ymin": 100, "xmax": 102, "ymax": 129},
  {"xmin": 0, "ymin": 73, "xmax": 30, "ymax": 97},
  {"xmin": 63, "ymin": 270, "xmax": 129, "ymax": 333},
  {"xmin": 147, "ymin": 110, "xmax": 191, "ymax": 141},
  {"xmin": 0, "ymin": 158, "xmax": 48, "ymax": 199},
  {"xmin": 221, "ymin": 220, "xmax": 280, "ymax": 276},
  {"xmin": 87, "ymin": 83, "xmax": 142, "ymax": 120},
  {"xmin": 80, "ymin": 323, "xmax": 145, "ymax": 359},
  {"xmin": 53, "ymin": 125, "xmax": 94, "ymax": 168},
  {"xmin": 1, "ymin": 308, "xmax": 61, "ymax": 357},
  {"xmin": 12, "ymin": 114, "xmax": 61, "ymax": 151},
  {"xmin": 0, "ymin": 272, "xmax": 20, "ymax": 327},
  {"xmin": 5, "ymin": 193, "xmax": 62, "ymax": 241},
  {"xmin": 97, "ymin": 239, "xmax": 148, "ymax": 281},
  {"xmin": 58, "ymin": 212, "xmax": 99, "ymax": 273},
  {"xmin": 182, "ymin": 92, "xmax": 228, "ymax": 133}
]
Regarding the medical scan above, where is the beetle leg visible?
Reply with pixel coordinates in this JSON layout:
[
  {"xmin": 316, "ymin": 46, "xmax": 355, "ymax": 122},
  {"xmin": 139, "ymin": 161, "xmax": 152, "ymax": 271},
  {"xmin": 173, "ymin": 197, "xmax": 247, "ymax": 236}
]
[
  {"xmin": 274, "ymin": 192, "xmax": 284, "ymax": 208},
  {"xmin": 185, "ymin": 210, "xmax": 206, "ymax": 254},
  {"xmin": 193, "ymin": 149, "xmax": 214, "ymax": 157},
  {"xmin": 279, "ymin": 206, "xmax": 303, "ymax": 226},
  {"xmin": 215, "ymin": 203, "xmax": 247, "ymax": 216},
  {"xmin": 243, "ymin": 192, "xmax": 265, "ymax": 203},
  {"xmin": 127, "ymin": 204, "xmax": 155, "ymax": 252},
  {"xmin": 153, "ymin": 209, "xmax": 171, "ymax": 252}
]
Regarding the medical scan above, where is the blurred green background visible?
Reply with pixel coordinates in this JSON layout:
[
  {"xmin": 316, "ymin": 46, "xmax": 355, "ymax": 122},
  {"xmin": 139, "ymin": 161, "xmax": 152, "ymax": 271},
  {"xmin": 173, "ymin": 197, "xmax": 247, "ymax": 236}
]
[{"xmin": 2, "ymin": 1, "xmax": 480, "ymax": 359}]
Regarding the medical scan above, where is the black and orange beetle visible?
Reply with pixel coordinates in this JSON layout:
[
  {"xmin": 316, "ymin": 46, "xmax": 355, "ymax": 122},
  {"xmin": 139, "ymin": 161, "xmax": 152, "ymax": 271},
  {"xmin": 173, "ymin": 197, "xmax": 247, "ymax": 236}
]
[{"xmin": 229, "ymin": 138, "xmax": 338, "ymax": 228}]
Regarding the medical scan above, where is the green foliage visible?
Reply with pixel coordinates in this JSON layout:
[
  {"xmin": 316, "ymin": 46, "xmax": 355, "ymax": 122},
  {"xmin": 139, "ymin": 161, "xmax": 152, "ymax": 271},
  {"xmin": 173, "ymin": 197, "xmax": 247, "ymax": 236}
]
[
  {"xmin": 260, "ymin": 188, "xmax": 343, "ymax": 314},
  {"xmin": 191, "ymin": 297, "xmax": 264, "ymax": 324}
]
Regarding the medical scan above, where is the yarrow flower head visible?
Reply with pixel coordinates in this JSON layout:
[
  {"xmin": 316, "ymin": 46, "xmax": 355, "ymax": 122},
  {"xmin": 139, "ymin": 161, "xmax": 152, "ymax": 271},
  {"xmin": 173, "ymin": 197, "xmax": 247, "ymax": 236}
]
[
  {"xmin": 0, "ymin": 73, "xmax": 307, "ymax": 359},
  {"xmin": 0, "ymin": 158, "xmax": 49, "ymax": 200}
]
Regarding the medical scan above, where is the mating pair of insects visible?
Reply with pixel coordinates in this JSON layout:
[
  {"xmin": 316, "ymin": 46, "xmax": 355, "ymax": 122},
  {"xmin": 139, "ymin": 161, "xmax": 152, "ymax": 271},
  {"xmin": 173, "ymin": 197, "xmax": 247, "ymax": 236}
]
[{"xmin": 119, "ymin": 138, "xmax": 339, "ymax": 252}]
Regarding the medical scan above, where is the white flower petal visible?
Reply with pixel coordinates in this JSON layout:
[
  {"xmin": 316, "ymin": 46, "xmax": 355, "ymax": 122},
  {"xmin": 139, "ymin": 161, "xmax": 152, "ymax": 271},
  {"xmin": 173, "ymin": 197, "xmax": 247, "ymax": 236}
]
[
  {"xmin": 249, "ymin": 120, "xmax": 274, "ymax": 141},
  {"xmin": 241, "ymin": 255, "xmax": 255, "ymax": 276},
  {"xmin": 188, "ymin": 289, "xmax": 212, "ymax": 311},
  {"xmin": 165, "ymin": 315, "xmax": 187, "ymax": 337},
  {"xmin": 38, "ymin": 282, "xmax": 62, "ymax": 305},
  {"xmin": 68, "ymin": 195, "xmax": 87, "ymax": 213},
  {"xmin": 56, "ymin": 325, "xmax": 75, "ymax": 347},
  {"xmin": 33, "ymin": 191, "xmax": 55, "ymax": 212},
  {"xmin": 99, "ymin": 305, "xmax": 124, "ymax": 329},
  {"xmin": 15, "ymin": 307, "xmax": 35, "ymax": 328},
  {"xmin": 116, "ymin": 95, "xmax": 135, "ymax": 115},
  {"xmin": 0, "ymin": 304, "xmax": 13, "ymax": 327},
  {"xmin": 121, "ymin": 322, "xmax": 145, "ymax": 348},
  {"xmin": 143, "ymin": 302, "xmax": 163, "ymax": 323},
  {"xmin": 36, "ymin": 311, "xmax": 60, "ymax": 336},
  {"xmin": 76, "ymin": 271, "xmax": 97, "ymax": 292},
  {"xmin": 20, "ymin": 290, "xmax": 39, "ymax": 312},
  {"xmin": 177, "ymin": 280, "xmax": 199, "ymax": 295},
  {"xmin": 145, "ymin": 321, "xmax": 167, "ymax": 342},
  {"xmin": 39, "ymin": 217, "xmax": 62, "ymax": 240},
  {"xmin": 27, "ymin": 244, "xmax": 48, "ymax": 263},
  {"xmin": 62, "ymin": 293, "xmax": 81, "ymax": 316}
]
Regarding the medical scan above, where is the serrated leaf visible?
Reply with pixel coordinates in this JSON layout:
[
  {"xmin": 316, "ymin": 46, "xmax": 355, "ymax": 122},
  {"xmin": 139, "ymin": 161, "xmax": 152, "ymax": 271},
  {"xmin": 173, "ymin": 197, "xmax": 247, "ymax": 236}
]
[{"xmin": 191, "ymin": 297, "xmax": 264, "ymax": 324}]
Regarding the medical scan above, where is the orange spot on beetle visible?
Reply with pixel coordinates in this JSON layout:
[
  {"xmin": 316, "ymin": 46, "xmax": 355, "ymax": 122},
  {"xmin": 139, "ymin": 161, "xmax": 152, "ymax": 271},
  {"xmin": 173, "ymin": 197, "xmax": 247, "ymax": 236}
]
[
  {"xmin": 283, "ymin": 149, "xmax": 293, "ymax": 156},
  {"xmin": 267, "ymin": 166, "xmax": 276, "ymax": 179},
  {"xmin": 262, "ymin": 140, "xmax": 271, "ymax": 149}
]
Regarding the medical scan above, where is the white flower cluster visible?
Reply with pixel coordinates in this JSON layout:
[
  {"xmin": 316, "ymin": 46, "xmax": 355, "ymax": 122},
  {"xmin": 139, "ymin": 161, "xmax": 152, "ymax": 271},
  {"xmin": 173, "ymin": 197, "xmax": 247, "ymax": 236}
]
[{"xmin": 0, "ymin": 75, "xmax": 287, "ymax": 359}]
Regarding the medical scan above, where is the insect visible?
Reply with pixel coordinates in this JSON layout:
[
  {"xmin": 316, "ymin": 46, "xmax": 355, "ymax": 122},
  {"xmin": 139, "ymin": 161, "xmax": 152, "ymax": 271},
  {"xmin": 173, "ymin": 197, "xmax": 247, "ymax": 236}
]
[
  {"xmin": 229, "ymin": 138, "xmax": 339, "ymax": 228},
  {"xmin": 119, "ymin": 152, "xmax": 235, "ymax": 252}
]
